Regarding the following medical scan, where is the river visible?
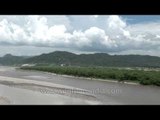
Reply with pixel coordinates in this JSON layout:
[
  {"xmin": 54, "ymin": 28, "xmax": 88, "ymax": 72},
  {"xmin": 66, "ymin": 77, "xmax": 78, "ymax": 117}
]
[{"xmin": 0, "ymin": 66, "xmax": 160, "ymax": 104}]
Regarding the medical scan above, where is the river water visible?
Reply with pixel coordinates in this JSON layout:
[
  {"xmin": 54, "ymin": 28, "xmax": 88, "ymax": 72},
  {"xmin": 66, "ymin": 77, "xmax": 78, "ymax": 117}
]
[{"xmin": 0, "ymin": 66, "xmax": 160, "ymax": 104}]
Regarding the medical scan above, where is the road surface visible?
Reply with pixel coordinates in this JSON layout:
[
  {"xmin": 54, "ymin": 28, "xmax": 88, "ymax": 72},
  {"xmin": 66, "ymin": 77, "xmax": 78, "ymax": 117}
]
[{"xmin": 0, "ymin": 66, "xmax": 160, "ymax": 105}]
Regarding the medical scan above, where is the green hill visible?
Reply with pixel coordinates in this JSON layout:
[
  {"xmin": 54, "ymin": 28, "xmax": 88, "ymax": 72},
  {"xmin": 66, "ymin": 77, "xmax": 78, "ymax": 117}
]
[
  {"xmin": 0, "ymin": 51, "xmax": 160, "ymax": 67},
  {"xmin": 22, "ymin": 51, "xmax": 160, "ymax": 68},
  {"xmin": 0, "ymin": 54, "xmax": 25, "ymax": 65}
]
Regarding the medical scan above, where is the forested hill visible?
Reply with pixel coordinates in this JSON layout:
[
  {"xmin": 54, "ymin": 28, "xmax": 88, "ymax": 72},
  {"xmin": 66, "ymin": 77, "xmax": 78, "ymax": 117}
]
[
  {"xmin": 22, "ymin": 51, "xmax": 160, "ymax": 68},
  {"xmin": 0, "ymin": 51, "xmax": 160, "ymax": 67},
  {"xmin": 0, "ymin": 54, "xmax": 25, "ymax": 65}
]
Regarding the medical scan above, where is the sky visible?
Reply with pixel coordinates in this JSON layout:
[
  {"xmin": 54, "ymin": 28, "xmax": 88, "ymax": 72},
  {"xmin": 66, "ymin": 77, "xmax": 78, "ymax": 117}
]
[{"xmin": 0, "ymin": 15, "xmax": 160, "ymax": 57}]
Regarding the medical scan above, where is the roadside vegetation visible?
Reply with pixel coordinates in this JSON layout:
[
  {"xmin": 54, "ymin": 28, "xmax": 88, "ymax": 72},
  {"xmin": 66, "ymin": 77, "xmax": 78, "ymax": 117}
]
[{"xmin": 20, "ymin": 65, "xmax": 160, "ymax": 86}]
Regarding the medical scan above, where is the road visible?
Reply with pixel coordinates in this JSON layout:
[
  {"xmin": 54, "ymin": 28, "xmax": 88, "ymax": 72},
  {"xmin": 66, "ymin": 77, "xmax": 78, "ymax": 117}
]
[{"xmin": 0, "ymin": 66, "xmax": 160, "ymax": 104}]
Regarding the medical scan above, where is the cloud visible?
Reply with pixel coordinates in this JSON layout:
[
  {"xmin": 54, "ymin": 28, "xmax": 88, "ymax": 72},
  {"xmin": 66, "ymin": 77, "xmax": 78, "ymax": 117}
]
[
  {"xmin": 0, "ymin": 15, "xmax": 160, "ymax": 55},
  {"xmin": 0, "ymin": 16, "xmax": 116, "ymax": 52}
]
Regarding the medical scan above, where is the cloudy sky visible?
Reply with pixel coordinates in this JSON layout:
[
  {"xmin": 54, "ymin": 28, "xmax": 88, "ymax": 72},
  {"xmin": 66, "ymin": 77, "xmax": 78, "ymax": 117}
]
[{"xmin": 0, "ymin": 15, "xmax": 160, "ymax": 56}]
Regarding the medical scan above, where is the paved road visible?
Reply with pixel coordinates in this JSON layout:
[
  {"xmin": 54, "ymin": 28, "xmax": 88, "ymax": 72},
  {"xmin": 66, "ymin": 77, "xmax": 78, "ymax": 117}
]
[{"xmin": 0, "ymin": 66, "xmax": 160, "ymax": 104}]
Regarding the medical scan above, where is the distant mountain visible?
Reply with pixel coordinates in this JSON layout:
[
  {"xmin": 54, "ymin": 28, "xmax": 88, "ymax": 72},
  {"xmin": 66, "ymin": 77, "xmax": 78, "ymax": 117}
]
[
  {"xmin": 23, "ymin": 51, "xmax": 77, "ymax": 65},
  {"xmin": 0, "ymin": 54, "xmax": 26, "ymax": 65},
  {"xmin": 0, "ymin": 51, "xmax": 160, "ymax": 67},
  {"xmin": 22, "ymin": 51, "xmax": 160, "ymax": 68}
]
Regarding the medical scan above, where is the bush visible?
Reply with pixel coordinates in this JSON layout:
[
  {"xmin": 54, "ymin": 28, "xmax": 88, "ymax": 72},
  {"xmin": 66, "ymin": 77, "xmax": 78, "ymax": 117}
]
[
  {"xmin": 140, "ymin": 79, "xmax": 152, "ymax": 85},
  {"xmin": 20, "ymin": 66, "xmax": 160, "ymax": 86}
]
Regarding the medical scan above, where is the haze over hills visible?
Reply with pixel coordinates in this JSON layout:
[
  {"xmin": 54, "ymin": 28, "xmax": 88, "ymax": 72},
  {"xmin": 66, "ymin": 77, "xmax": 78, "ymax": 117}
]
[{"xmin": 0, "ymin": 51, "xmax": 160, "ymax": 68}]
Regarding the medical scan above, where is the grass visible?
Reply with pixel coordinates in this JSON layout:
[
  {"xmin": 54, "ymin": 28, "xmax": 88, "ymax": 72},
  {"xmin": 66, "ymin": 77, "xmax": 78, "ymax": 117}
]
[{"xmin": 20, "ymin": 65, "xmax": 160, "ymax": 86}]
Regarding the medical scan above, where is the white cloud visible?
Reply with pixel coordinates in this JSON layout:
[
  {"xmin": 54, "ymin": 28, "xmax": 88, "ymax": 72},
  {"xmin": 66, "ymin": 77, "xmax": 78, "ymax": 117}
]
[
  {"xmin": 0, "ymin": 16, "xmax": 116, "ymax": 51},
  {"xmin": 0, "ymin": 15, "xmax": 160, "ymax": 56},
  {"xmin": 84, "ymin": 27, "xmax": 117, "ymax": 49},
  {"xmin": 0, "ymin": 19, "xmax": 12, "ymax": 41},
  {"xmin": 93, "ymin": 15, "xmax": 98, "ymax": 18},
  {"xmin": 107, "ymin": 15, "xmax": 126, "ymax": 29}
]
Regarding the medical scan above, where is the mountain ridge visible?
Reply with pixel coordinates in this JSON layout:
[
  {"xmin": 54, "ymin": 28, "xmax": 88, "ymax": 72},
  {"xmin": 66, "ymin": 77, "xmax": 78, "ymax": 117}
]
[{"xmin": 0, "ymin": 51, "xmax": 160, "ymax": 67}]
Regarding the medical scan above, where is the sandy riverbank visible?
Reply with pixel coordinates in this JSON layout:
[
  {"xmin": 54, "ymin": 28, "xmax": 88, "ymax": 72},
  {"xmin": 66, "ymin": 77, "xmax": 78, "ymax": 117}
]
[{"xmin": 0, "ymin": 76, "xmax": 101, "ymax": 105}]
